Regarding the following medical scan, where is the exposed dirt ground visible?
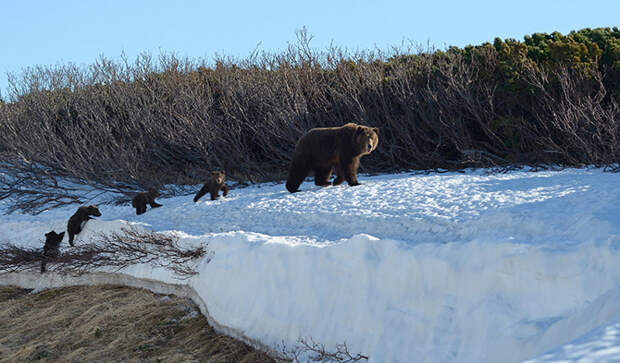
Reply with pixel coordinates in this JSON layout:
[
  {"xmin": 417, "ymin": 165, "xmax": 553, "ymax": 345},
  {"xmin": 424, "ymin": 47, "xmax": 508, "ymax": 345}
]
[{"xmin": 0, "ymin": 284, "xmax": 274, "ymax": 362}]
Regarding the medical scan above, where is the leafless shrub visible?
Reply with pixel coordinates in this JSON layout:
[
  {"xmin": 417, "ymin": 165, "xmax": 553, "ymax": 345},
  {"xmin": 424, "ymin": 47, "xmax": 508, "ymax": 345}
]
[
  {"xmin": 273, "ymin": 337, "xmax": 368, "ymax": 363},
  {"xmin": 0, "ymin": 160, "xmax": 113, "ymax": 214},
  {"xmin": 0, "ymin": 30, "xmax": 618, "ymax": 213},
  {"xmin": 0, "ymin": 244, "xmax": 44, "ymax": 273},
  {"xmin": 0, "ymin": 227, "xmax": 209, "ymax": 279},
  {"xmin": 88, "ymin": 227, "xmax": 210, "ymax": 278}
]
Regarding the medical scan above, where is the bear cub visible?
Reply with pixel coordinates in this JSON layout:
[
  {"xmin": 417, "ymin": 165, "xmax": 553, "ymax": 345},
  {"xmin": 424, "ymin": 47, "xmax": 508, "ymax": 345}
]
[
  {"xmin": 67, "ymin": 205, "xmax": 101, "ymax": 246},
  {"xmin": 194, "ymin": 171, "xmax": 228, "ymax": 202},
  {"xmin": 286, "ymin": 122, "xmax": 379, "ymax": 193},
  {"xmin": 132, "ymin": 188, "xmax": 163, "ymax": 215},
  {"xmin": 40, "ymin": 230, "xmax": 65, "ymax": 273}
]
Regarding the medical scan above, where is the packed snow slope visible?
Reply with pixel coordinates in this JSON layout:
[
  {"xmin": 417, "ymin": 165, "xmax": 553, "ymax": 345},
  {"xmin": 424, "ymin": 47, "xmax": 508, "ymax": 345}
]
[{"xmin": 2, "ymin": 168, "xmax": 620, "ymax": 362}]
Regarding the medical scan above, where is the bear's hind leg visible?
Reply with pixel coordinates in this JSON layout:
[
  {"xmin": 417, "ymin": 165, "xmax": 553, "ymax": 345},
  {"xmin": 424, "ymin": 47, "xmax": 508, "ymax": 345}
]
[
  {"xmin": 193, "ymin": 185, "xmax": 209, "ymax": 203},
  {"xmin": 333, "ymin": 165, "xmax": 345, "ymax": 186},
  {"xmin": 314, "ymin": 166, "xmax": 333, "ymax": 186}
]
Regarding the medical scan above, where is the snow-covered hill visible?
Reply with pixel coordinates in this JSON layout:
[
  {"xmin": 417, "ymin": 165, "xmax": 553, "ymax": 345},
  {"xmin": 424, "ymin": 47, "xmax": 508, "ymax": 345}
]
[{"xmin": 2, "ymin": 168, "xmax": 620, "ymax": 362}]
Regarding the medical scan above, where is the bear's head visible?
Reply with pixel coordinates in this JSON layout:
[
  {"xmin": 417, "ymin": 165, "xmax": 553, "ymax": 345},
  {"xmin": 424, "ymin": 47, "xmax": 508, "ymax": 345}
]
[
  {"xmin": 44, "ymin": 231, "xmax": 65, "ymax": 247},
  {"xmin": 211, "ymin": 171, "xmax": 225, "ymax": 185},
  {"xmin": 85, "ymin": 205, "xmax": 102, "ymax": 217},
  {"xmin": 354, "ymin": 125, "xmax": 379, "ymax": 156},
  {"xmin": 147, "ymin": 188, "xmax": 160, "ymax": 198}
]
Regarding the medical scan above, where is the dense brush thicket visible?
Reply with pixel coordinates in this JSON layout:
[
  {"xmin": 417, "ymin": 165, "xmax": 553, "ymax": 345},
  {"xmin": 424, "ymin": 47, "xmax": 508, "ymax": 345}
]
[{"xmin": 0, "ymin": 27, "xmax": 618, "ymax": 213}]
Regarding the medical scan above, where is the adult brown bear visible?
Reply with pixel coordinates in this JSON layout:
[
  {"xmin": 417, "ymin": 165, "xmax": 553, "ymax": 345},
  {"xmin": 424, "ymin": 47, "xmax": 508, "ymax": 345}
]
[{"xmin": 286, "ymin": 123, "xmax": 378, "ymax": 193}]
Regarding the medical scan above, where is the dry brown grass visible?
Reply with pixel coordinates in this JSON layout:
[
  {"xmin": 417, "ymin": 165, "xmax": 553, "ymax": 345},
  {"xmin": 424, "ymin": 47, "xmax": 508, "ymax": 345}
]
[{"xmin": 0, "ymin": 285, "xmax": 274, "ymax": 363}]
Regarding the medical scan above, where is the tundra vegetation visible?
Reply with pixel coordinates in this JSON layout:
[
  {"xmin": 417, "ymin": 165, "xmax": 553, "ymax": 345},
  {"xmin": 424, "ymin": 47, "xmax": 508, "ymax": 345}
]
[
  {"xmin": 0, "ymin": 27, "xmax": 618, "ymax": 214},
  {"xmin": 0, "ymin": 285, "xmax": 274, "ymax": 362}
]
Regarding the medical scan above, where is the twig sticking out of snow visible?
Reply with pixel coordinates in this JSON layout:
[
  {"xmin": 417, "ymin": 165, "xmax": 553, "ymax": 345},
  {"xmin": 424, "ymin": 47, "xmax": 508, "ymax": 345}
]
[{"xmin": 273, "ymin": 337, "xmax": 368, "ymax": 363}]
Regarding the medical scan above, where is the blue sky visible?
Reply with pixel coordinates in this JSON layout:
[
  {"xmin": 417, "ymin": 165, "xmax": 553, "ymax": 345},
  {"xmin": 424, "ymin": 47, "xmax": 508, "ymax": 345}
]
[{"xmin": 1, "ymin": 0, "xmax": 618, "ymax": 96}]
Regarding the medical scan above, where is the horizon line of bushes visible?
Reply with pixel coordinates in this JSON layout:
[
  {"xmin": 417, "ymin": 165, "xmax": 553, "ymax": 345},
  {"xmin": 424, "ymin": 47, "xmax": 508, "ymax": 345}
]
[{"xmin": 0, "ymin": 27, "xmax": 618, "ymax": 214}]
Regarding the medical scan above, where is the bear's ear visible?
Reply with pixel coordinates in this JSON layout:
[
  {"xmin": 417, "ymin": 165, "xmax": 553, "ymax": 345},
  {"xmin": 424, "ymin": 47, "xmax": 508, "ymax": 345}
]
[
  {"xmin": 59, "ymin": 231, "xmax": 65, "ymax": 238},
  {"xmin": 372, "ymin": 127, "xmax": 379, "ymax": 134},
  {"xmin": 355, "ymin": 126, "xmax": 364, "ymax": 135}
]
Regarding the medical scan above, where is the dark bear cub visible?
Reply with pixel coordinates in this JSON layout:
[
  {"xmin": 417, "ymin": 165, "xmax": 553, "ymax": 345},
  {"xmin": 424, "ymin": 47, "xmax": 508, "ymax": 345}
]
[
  {"xmin": 132, "ymin": 188, "xmax": 163, "ymax": 215},
  {"xmin": 67, "ymin": 205, "xmax": 101, "ymax": 246},
  {"xmin": 286, "ymin": 122, "xmax": 379, "ymax": 193},
  {"xmin": 194, "ymin": 171, "xmax": 228, "ymax": 202},
  {"xmin": 41, "ymin": 230, "xmax": 65, "ymax": 273}
]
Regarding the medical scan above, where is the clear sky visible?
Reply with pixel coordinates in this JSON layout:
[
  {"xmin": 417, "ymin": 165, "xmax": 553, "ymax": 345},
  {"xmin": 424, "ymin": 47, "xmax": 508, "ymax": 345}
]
[{"xmin": 1, "ymin": 0, "xmax": 618, "ymax": 97}]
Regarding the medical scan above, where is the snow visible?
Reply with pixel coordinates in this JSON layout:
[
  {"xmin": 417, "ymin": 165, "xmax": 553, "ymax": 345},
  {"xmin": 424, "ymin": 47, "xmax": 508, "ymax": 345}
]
[
  {"xmin": 526, "ymin": 317, "xmax": 620, "ymax": 362},
  {"xmin": 1, "ymin": 168, "xmax": 620, "ymax": 362}
]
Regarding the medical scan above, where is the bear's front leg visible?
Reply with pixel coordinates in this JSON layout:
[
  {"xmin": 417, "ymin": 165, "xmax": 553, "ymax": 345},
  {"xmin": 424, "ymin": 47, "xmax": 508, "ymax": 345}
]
[
  {"xmin": 221, "ymin": 185, "xmax": 228, "ymax": 197},
  {"xmin": 344, "ymin": 157, "xmax": 361, "ymax": 186}
]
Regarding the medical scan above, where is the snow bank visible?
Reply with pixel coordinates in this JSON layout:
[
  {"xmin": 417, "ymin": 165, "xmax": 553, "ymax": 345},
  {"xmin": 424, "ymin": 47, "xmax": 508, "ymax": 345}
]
[
  {"xmin": 2, "ymin": 168, "xmax": 620, "ymax": 362},
  {"xmin": 526, "ymin": 315, "xmax": 620, "ymax": 362}
]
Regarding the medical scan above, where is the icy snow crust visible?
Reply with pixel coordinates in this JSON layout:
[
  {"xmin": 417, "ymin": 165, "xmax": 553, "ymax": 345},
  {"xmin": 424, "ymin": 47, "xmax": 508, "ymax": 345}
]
[{"xmin": 2, "ymin": 168, "xmax": 620, "ymax": 362}]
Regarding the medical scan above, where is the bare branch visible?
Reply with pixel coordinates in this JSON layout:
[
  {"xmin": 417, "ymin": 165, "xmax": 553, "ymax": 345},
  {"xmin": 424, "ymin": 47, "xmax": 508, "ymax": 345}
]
[
  {"xmin": 0, "ymin": 227, "xmax": 210, "ymax": 279},
  {"xmin": 273, "ymin": 337, "xmax": 368, "ymax": 363}
]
